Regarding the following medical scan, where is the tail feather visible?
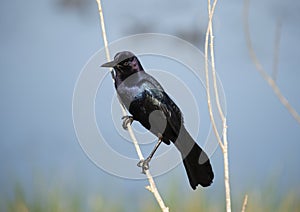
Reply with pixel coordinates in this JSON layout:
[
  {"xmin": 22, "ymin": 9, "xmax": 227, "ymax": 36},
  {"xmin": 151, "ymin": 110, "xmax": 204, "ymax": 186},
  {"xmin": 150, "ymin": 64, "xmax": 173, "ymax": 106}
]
[
  {"xmin": 174, "ymin": 127, "xmax": 214, "ymax": 189},
  {"xmin": 182, "ymin": 144, "xmax": 214, "ymax": 189}
]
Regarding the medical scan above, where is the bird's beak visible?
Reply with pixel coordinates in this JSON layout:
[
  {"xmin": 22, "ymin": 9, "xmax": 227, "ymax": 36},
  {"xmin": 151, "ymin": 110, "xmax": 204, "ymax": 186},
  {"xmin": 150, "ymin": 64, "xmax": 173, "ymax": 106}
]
[{"xmin": 101, "ymin": 60, "xmax": 116, "ymax": 68}]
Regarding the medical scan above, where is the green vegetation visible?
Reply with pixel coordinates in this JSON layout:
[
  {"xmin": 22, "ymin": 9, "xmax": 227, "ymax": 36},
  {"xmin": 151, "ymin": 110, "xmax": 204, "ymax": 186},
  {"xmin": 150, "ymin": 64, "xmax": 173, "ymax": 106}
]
[{"xmin": 1, "ymin": 182, "xmax": 299, "ymax": 212}]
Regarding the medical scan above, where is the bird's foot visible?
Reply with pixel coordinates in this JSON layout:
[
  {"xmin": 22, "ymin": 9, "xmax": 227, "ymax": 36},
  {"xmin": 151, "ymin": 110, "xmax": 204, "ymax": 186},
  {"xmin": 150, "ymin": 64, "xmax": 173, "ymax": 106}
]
[
  {"xmin": 137, "ymin": 158, "xmax": 151, "ymax": 174},
  {"xmin": 121, "ymin": 115, "xmax": 134, "ymax": 130}
]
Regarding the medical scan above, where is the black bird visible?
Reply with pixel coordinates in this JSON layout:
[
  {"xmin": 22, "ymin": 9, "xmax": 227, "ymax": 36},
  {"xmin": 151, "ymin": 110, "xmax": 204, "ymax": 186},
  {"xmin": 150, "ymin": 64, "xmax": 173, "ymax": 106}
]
[{"xmin": 101, "ymin": 51, "xmax": 214, "ymax": 189}]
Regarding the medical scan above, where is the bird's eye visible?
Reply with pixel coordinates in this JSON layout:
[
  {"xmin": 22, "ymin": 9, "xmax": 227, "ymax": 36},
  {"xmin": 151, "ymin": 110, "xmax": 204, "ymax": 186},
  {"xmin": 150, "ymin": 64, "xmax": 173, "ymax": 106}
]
[{"xmin": 123, "ymin": 61, "xmax": 129, "ymax": 66}]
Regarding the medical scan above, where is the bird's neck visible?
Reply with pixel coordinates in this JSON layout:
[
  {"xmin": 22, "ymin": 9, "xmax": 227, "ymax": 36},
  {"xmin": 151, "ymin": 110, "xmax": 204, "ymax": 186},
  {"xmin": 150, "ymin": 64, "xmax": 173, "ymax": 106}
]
[{"xmin": 114, "ymin": 69, "xmax": 145, "ymax": 88}]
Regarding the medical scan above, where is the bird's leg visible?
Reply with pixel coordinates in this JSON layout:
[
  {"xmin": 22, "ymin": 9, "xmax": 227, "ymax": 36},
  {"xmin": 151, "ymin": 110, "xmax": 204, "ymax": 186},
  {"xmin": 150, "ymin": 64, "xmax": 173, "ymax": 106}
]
[
  {"xmin": 121, "ymin": 115, "xmax": 134, "ymax": 130},
  {"xmin": 137, "ymin": 135, "xmax": 163, "ymax": 174}
]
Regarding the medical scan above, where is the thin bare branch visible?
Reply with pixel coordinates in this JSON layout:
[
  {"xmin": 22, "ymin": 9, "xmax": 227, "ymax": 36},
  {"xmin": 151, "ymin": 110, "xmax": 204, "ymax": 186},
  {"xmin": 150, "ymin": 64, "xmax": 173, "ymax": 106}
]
[
  {"xmin": 208, "ymin": 0, "xmax": 225, "ymax": 122},
  {"xmin": 204, "ymin": 0, "xmax": 224, "ymax": 152},
  {"xmin": 241, "ymin": 194, "xmax": 248, "ymax": 212},
  {"xmin": 243, "ymin": 0, "xmax": 300, "ymax": 125},
  {"xmin": 222, "ymin": 118, "xmax": 231, "ymax": 212},
  {"xmin": 205, "ymin": 1, "xmax": 232, "ymax": 212},
  {"xmin": 95, "ymin": 1, "xmax": 169, "ymax": 211}
]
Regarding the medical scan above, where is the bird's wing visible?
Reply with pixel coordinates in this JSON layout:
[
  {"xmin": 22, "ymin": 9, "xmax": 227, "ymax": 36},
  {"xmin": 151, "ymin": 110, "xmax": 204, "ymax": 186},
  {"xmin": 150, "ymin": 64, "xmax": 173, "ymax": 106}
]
[{"xmin": 129, "ymin": 87, "xmax": 183, "ymax": 139}]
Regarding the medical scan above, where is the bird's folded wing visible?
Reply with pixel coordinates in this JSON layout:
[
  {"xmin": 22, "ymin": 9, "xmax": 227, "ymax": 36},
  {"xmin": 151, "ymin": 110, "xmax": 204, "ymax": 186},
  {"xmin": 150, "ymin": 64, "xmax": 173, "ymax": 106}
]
[{"xmin": 141, "ymin": 88, "xmax": 183, "ymax": 136}]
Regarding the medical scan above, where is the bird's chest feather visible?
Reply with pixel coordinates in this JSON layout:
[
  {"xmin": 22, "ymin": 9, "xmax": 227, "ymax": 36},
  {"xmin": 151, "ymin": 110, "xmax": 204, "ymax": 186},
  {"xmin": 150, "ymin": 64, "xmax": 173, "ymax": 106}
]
[
  {"xmin": 115, "ymin": 73, "xmax": 157, "ymax": 110},
  {"xmin": 116, "ymin": 80, "xmax": 146, "ymax": 109}
]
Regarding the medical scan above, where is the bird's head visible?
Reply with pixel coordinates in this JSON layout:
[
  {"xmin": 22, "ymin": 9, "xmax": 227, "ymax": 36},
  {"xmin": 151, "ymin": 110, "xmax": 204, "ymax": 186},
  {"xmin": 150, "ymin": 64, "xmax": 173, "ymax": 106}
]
[{"xmin": 101, "ymin": 51, "xmax": 143, "ymax": 78}]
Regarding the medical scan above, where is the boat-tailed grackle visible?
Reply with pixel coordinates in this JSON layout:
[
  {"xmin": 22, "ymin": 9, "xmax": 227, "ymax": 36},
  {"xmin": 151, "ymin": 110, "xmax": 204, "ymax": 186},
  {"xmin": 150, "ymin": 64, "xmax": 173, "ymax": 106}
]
[{"xmin": 101, "ymin": 51, "xmax": 214, "ymax": 189}]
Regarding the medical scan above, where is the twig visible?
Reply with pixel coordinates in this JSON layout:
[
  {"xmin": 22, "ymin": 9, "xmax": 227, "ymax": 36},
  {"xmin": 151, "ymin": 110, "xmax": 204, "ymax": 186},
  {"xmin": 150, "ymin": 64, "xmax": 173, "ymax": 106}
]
[
  {"xmin": 204, "ymin": 0, "xmax": 224, "ymax": 152},
  {"xmin": 241, "ymin": 194, "xmax": 248, "ymax": 212},
  {"xmin": 126, "ymin": 123, "xmax": 169, "ymax": 212},
  {"xmin": 205, "ymin": 1, "xmax": 232, "ymax": 212},
  {"xmin": 95, "ymin": 1, "xmax": 169, "ymax": 211},
  {"xmin": 222, "ymin": 118, "xmax": 231, "ymax": 212},
  {"xmin": 243, "ymin": 0, "xmax": 300, "ymax": 125},
  {"xmin": 208, "ymin": 0, "xmax": 225, "ymax": 122}
]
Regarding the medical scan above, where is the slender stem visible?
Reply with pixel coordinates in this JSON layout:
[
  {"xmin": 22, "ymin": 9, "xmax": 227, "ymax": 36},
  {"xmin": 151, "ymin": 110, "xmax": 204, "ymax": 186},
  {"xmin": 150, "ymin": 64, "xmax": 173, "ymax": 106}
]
[
  {"xmin": 241, "ymin": 194, "xmax": 248, "ymax": 212},
  {"xmin": 127, "ymin": 123, "xmax": 169, "ymax": 212},
  {"xmin": 243, "ymin": 0, "xmax": 300, "ymax": 125},
  {"xmin": 222, "ymin": 118, "xmax": 231, "ymax": 212},
  {"xmin": 209, "ymin": 19, "xmax": 225, "ymax": 122},
  {"xmin": 95, "ymin": 0, "xmax": 115, "ymax": 81},
  {"xmin": 204, "ymin": 0, "xmax": 224, "ymax": 151},
  {"xmin": 95, "ymin": 1, "xmax": 169, "ymax": 211},
  {"xmin": 205, "ymin": 1, "xmax": 232, "ymax": 212}
]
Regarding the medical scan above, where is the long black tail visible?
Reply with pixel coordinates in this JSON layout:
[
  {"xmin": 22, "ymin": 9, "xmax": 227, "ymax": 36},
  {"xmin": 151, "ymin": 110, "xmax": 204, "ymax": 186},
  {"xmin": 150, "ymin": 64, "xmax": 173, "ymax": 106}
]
[{"xmin": 174, "ymin": 127, "xmax": 214, "ymax": 189}]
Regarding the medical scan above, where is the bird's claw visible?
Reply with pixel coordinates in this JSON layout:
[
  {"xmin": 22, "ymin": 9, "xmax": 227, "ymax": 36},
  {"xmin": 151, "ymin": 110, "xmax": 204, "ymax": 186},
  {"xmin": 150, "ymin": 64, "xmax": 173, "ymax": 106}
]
[
  {"xmin": 137, "ymin": 158, "xmax": 151, "ymax": 174},
  {"xmin": 121, "ymin": 115, "xmax": 134, "ymax": 130}
]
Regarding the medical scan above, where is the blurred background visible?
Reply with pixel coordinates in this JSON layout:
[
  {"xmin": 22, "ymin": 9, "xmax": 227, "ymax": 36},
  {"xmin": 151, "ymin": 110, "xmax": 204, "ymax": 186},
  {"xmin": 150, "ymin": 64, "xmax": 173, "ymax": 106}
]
[{"xmin": 0, "ymin": 0, "xmax": 299, "ymax": 211}]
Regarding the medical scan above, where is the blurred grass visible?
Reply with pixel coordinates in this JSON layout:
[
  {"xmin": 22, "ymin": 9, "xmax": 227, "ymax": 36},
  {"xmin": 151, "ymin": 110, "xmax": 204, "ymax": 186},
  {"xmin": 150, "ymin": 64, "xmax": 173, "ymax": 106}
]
[{"xmin": 1, "ymin": 182, "xmax": 300, "ymax": 212}]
